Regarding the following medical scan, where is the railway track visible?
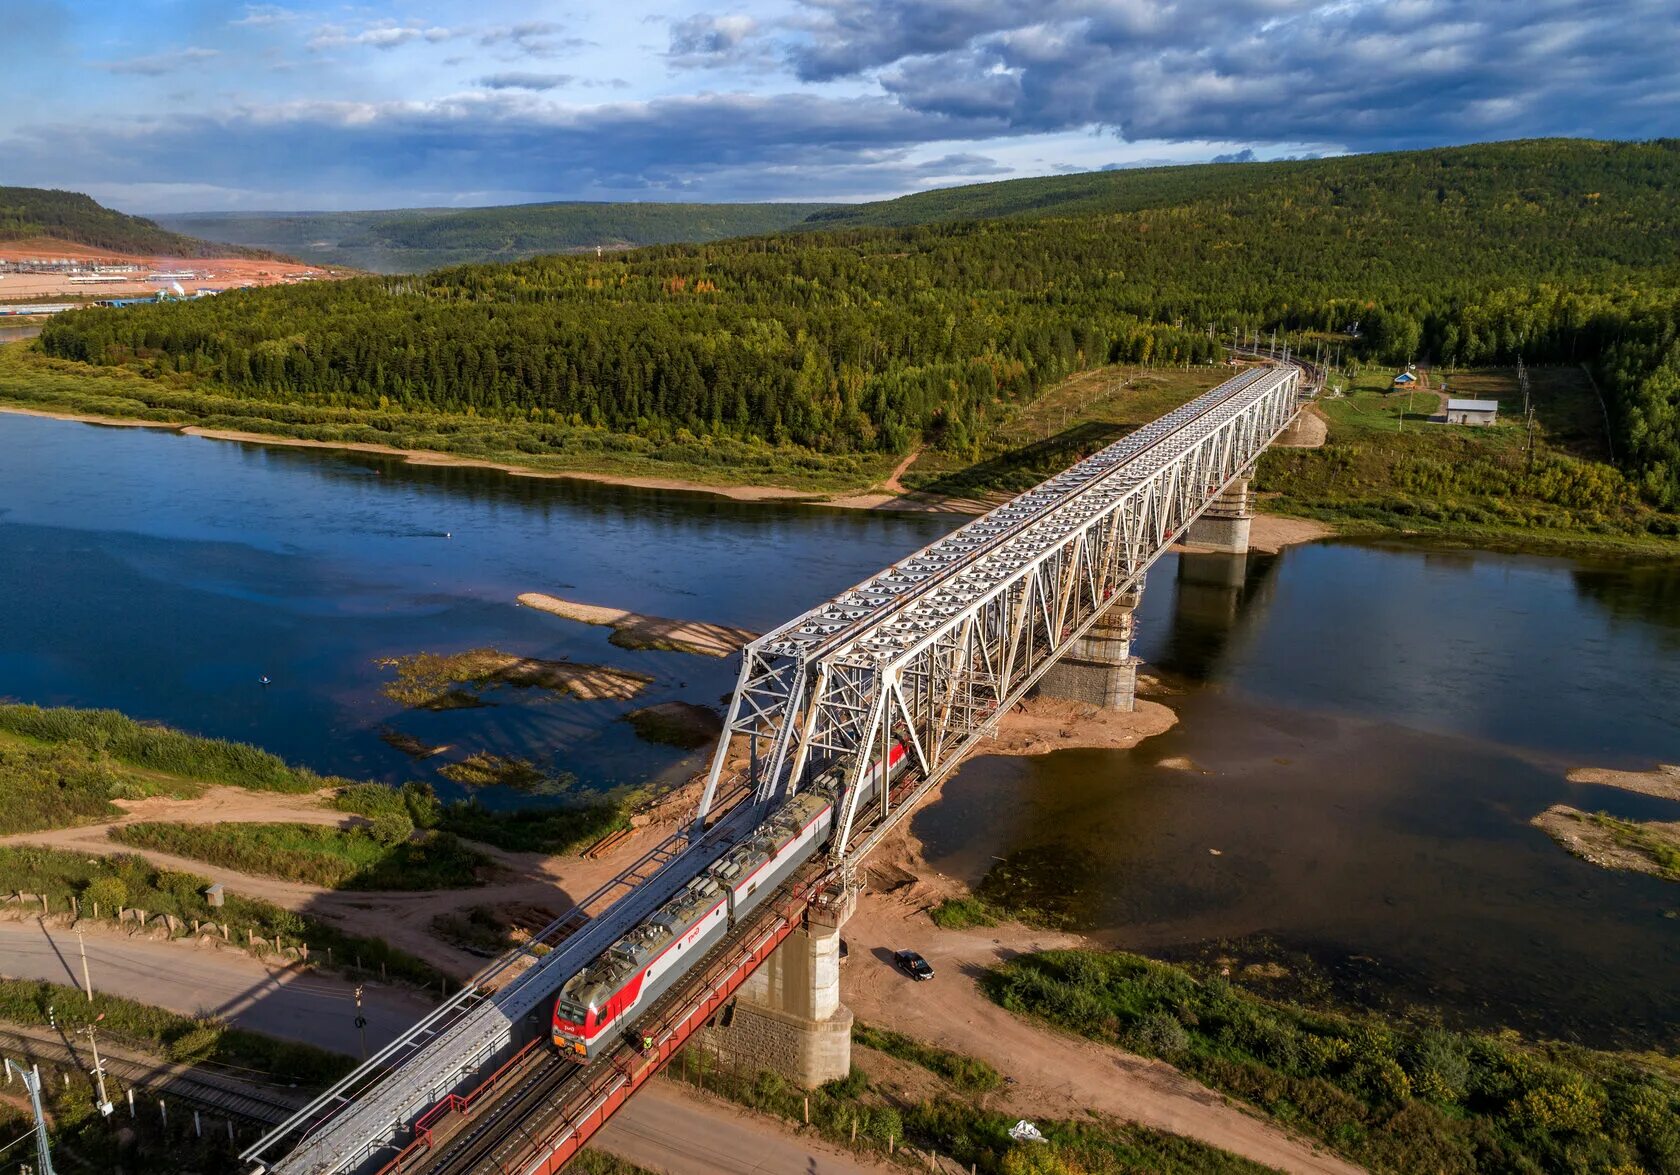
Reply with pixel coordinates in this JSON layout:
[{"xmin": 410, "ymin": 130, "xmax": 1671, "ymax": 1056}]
[{"xmin": 0, "ymin": 1025, "xmax": 310, "ymax": 1126}]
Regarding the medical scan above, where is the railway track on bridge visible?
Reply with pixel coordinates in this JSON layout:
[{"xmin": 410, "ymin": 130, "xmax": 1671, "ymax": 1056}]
[{"xmin": 245, "ymin": 358, "xmax": 1317, "ymax": 1175}]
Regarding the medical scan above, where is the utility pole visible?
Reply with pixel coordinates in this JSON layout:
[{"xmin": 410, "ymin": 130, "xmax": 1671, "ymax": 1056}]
[
  {"xmin": 76, "ymin": 929, "xmax": 92, "ymax": 1003},
  {"xmin": 4, "ymin": 1058, "xmax": 56, "ymax": 1175},
  {"xmin": 354, "ymin": 985, "xmax": 368, "ymax": 1060},
  {"xmin": 81, "ymin": 1020, "xmax": 113, "ymax": 1117}
]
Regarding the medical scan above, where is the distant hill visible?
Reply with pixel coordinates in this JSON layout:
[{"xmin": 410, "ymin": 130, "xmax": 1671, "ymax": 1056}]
[
  {"xmin": 803, "ymin": 137, "xmax": 1680, "ymax": 232},
  {"xmin": 0, "ymin": 187, "xmax": 278, "ymax": 259},
  {"xmin": 157, "ymin": 201, "xmax": 839, "ymax": 273}
]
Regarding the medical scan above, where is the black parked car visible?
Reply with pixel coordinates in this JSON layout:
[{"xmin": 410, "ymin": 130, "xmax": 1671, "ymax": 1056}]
[{"xmin": 894, "ymin": 949, "xmax": 934, "ymax": 980}]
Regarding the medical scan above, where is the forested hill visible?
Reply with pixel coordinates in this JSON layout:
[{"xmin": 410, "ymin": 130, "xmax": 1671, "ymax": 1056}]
[
  {"xmin": 803, "ymin": 138, "xmax": 1680, "ymax": 230},
  {"xmin": 36, "ymin": 138, "xmax": 1680, "ymax": 513},
  {"xmin": 0, "ymin": 187, "xmax": 275, "ymax": 259},
  {"xmin": 157, "ymin": 202, "xmax": 837, "ymax": 273}
]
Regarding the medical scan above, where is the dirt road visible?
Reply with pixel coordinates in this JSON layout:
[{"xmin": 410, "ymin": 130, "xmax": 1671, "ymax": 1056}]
[
  {"xmin": 0, "ymin": 787, "xmax": 642, "ymax": 977},
  {"xmin": 841, "ymin": 886, "xmax": 1360, "ymax": 1175}
]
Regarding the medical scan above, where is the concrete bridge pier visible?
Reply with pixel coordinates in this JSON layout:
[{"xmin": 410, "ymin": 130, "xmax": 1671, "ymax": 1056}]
[
  {"xmin": 692, "ymin": 884, "xmax": 856, "ymax": 1087},
  {"xmin": 1037, "ymin": 586, "xmax": 1141, "ymax": 711},
  {"xmin": 1184, "ymin": 476, "xmax": 1252, "ymax": 554}
]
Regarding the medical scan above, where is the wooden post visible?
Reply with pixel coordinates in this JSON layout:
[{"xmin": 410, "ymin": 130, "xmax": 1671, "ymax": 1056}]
[
  {"xmin": 803, "ymin": 1096, "xmax": 809, "ymax": 1125},
  {"xmin": 851, "ymin": 1117, "xmax": 857, "ymax": 1143}
]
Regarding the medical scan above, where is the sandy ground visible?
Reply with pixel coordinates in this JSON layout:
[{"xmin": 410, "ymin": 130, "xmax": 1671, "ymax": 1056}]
[
  {"xmin": 518, "ymin": 592, "xmax": 759, "ymax": 658},
  {"xmin": 1566, "ymin": 763, "xmax": 1680, "ymax": 801},
  {"xmin": 1532, "ymin": 804, "xmax": 1680, "ymax": 881},
  {"xmin": 985, "ymin": 696, "xmax": 1177, "ymax": 756},
  {"xmin": 1246, "ymin": 514, "xmax": 1336, "ymax": 554},
  {"xmin": 0, "ymin": 238, "xmax": 335, "ymax": 302}
]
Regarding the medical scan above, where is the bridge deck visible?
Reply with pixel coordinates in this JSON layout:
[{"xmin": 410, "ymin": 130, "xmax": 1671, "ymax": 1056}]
[{"xmin": 247, "ymin": 357, "xmax": 1315, "ymax": 1175}]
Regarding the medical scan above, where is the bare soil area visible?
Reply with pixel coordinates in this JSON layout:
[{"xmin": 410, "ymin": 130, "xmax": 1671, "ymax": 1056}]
[
  {"xmin": 1533, "ymin": 804, "xmax": 1680, "ymax": 882},
  {"xmin": 1274, "ymin": 405, "xmax": 1329, "ymax": 448},
  {"xmin": 518, "ymin": 592, "xmax": 757, "ymax": 658},
  {"xmin": 0, "ymin": 238, "xmax": 337, "ymax": 302},
  {"xmin": 1566, "ymin": 763, "xmax": 1680, "ymax": 801}
]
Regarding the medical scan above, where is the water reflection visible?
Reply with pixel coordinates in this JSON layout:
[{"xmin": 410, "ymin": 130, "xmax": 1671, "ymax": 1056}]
[
  {"xmin": 917, "ymin": 540, "xmax": 1680, "ymax": 1048},
  {"xmin": 0, "ymin": 413, "xmax": 955, "ymax": 795}
]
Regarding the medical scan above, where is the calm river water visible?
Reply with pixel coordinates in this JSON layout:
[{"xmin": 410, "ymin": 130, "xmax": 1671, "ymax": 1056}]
[{"xmin": 2, "ymin": 412, "xmax": 1677, "ymax": 1045}]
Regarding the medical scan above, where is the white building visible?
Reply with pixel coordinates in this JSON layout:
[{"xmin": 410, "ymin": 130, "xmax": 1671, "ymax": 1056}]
[{"xmin": 1445, "ymin": 398, "xmax": 1499, "ymax": 426}]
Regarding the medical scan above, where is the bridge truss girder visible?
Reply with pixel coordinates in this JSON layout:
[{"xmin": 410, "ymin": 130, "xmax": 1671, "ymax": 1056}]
[{"xmin": 696, "ymin": 364, "xmax": 1303, "ymax": 865}]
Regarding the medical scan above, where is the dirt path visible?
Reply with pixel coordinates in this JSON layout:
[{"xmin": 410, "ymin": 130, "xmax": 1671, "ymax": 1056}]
[
  {"xmin": 842, "ymin": 887, "xmax": 1360, "ymax": 1175},
  {"xmin": 881, "ymin": 446, "xmax": 922, "ymax": 494},
  {"xmin": 0, "ymin": 788, "xmax": 660, "ymax": 978}
]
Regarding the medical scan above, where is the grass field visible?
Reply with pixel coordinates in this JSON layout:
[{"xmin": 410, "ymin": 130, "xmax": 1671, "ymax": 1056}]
[
  {"xmin": 986, "ymin": 948, "xmax": 1680, "ymax": 1174},
  {"xmin": 107, "ymin": 820, "xmax": 491, "ymax": 890},
  {"xmin": 1258, "ymin": 364, "xmax": 1678, "ymax": 552}
]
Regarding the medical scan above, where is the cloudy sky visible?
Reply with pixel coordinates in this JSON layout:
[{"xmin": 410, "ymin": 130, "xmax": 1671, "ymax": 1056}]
[{"xmin": 3, "ymin": 0, "xmax": 1674, "ymax": 212}]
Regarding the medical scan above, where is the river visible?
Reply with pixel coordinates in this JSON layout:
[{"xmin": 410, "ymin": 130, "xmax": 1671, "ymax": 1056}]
[
  {"xmin": 916, "ymin": 545, "xmax": 1680, "ymax": 1048},
  {"xmin": 2, "ymin": 412, "xmax": 1677, "ymax": 1046}
]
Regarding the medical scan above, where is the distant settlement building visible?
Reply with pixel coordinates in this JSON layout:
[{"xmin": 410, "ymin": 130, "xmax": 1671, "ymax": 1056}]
[
  {"xmin": 1446, "ymin": 398, "xmax": 1499, "ymax": 426},
  {"xmin": 1391, "ymin": 371, "xmax": 1417, "ymax": 388}
]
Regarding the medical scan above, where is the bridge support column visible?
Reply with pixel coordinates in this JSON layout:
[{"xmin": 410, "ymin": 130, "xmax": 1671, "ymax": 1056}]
[
  {"xmin": 1037, "ymin": 591, "xmax": 1140, "ymax": 711},
  {"xmin": 1184, "ymin": 477, "xmax": 1252, "ymax": 554},
  {"xmin": 693, "ymin": 885, "xmax": 855, "ymax": 1087}
]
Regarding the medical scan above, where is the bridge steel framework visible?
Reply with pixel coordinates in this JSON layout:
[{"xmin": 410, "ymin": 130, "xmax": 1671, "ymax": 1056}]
[
  {"xmin": 246, "ymin": 359, "xmax": 1310, "ymax": 1175},
  {"xmin": 695, "ymin": 362, "xmax": 1305, "ymax": 868}
]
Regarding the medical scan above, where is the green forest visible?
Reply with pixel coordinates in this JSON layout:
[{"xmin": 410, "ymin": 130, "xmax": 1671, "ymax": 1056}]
[
  {"xmin": 0, "ymin": 186, "xmax": 271, "ymax": 258},
  {"xmin": 30, "ymin": 139, "xmax": 1680, "ymax": 513},
  {"xmin": 157, "ymin": 201, "xmax": 836, "ymax": 273}
]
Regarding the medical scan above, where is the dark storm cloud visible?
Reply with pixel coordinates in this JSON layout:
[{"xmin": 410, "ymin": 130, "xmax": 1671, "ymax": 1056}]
[
  {"xmin": 478, "ymin": 72, "xmax": 574, "ymax": 91},
  {"xmin": 0, "ymin": 92, "xmax": 1004, "ymax": 204},
  {"xmin": 792, "ymin": 0, "xmax": 1679, "ymax": 149}
]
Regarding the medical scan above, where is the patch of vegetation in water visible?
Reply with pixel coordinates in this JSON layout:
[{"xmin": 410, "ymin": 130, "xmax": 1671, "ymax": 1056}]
[
  {"xmin": 437, "ymin": 751, "xmax": 550, "ymax": 790},
  {"xmin": 986, "ymin": 947, "xmax": 1680, "ymax": 1174},
  {"xmin": 1584, "ymin": 811, "xmax": 1680, "ymax": 880},
  {"xmin": 376, "ymin": 648, "xmax": 651, "ymax": 710},
  {"xmin": 622, "ymin": 701, "xmax": 722, "ymax": 749}
]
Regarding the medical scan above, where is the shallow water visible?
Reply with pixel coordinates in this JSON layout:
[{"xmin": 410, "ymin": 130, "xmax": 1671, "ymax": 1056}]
[
  {"xmin": 4, "ymin": 412, "xmax": 1677, "ymax": 1043},
  {"xmin": 914, "ymin": 545, "xmax": 1680, "ymax": 1047},
  {"xmin": 0, "ymin": 413, "xmax": 953, "ymax": 799}
]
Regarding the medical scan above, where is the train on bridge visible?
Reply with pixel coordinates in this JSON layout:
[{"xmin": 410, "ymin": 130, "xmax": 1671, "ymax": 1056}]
[{"xmin": 552, "ymin": 743, "xmax": 906, "ymax": 1059}]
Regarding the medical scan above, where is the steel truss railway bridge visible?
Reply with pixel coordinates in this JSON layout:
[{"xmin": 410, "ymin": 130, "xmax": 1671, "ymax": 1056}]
[{"xmin": 244, "ymin": 358, "xmax": 1315, "ymax": 1175}]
